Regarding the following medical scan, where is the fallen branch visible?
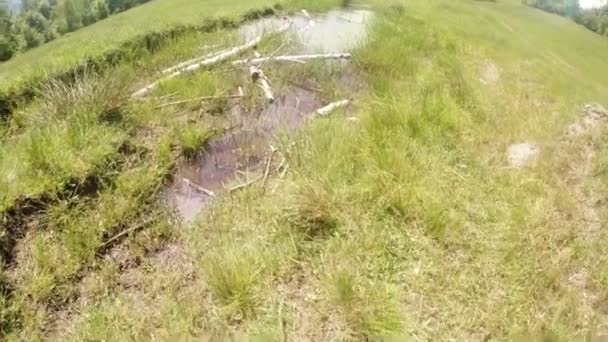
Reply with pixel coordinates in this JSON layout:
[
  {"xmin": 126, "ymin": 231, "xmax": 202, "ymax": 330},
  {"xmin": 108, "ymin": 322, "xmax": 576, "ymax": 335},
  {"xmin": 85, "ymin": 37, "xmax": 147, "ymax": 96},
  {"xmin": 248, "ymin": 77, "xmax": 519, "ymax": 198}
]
[
  {"xmin": 314, "ymin": 99, "xmax": 351, "ymax": 117},
  {"xmin": 275, "ymin": 157, "xmax": 286, "ymax": 173},
  {"xmin": 178, "ymin": 18, "xmax": 291, "ymax": 75},
  {"xmin": 201, "ymin": 44, "xmax": 220, "ymax": 51},
  {"xmin": 262, "ymin": 147, "xmax": 277, "ymax": 189},
  {"xmin": 233, "ymin": 53, "xmax": 351, "ymax": 66},
  {"xmin": 161, "ymin": 48, "xmax": 227, "ymax": 75},
  {"xmin": 101, "ymin": 219, "xmax": 153, "ymax": 248},
  {"xmin": 229, "ymin": 174, "xmax": 264, "ymax": 193},
  {"xmin": 184, "ymin": 178, "xmax": 216, "ymax": 197},
  {"xmin": 249, "ymin": 66, "xmax": 275, "ymax": 103},
  {"xmin": 300, "ymin": 9, "xmax": 315, "ymax": 31},
  {"xmin": 301, "ymin": 9, "xmax": 312, "ymax": 20},
  {"xmin": 280, "ymin": 163, "xmax": 289, "ymax": 178},
  {"xmin": 156, "ymin": 94, "xmax": 244, "ymax": 109},
  {"xmin": 132, "ymin": 18, "xmax": 293, "ymax": 98}
]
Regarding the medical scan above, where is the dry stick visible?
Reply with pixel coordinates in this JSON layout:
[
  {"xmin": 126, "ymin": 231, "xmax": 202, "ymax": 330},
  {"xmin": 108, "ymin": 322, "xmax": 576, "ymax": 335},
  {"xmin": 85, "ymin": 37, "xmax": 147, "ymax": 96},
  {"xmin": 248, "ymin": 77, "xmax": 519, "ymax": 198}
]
[
  {"xmin": 229, "ymin": 174, "xmax": 264, "ymax": 193},
  {"xmin": 314, "ymin": 99, "xmax": 351, "ymax": 117},
  {"xmin": 275, "ymin": 157, "xmax": 286, "ymax": 173},
  {"xmin": 156, "ymin": 94, "xmax": 245, "ymax": 109},
  {"xmin": 258, "ymin": 40, "xmax": 287, "ymax": 70},
  {"xmin": 300, "ymin": 9, "xmax": 315, "ymax": 31},
  {"xmin": 184, "ymin": 178, "xmax": 216, "ymax": 197},
  {"xmin": 271, "ymin": 156, "xmax": 287, "ymax": 193},
  {"xmin": 301, "ymin": 9, "xmax": 312, "ymax": 19},
  {"xmin": 279, "ymin": 163, "xmax": 289, "ymax": 178},
  {"xmin": 261, "ymin": 147, "xmax": 277, "ymax": 189},
  {"xmin": 132, "ymin": 18, "xmax": 293, "ymax": 98},
  {"xmin": 201, "ymin": 44, "xmax": 220, "ymax": 51},
  {"xmin": 232, "ymin": 53, "xmax": 352, "ymax": 66},
  {"xmin": 249, "ymin": 65, "xmax": 275, "ymax": 103},
  {"xmin": 101, "ymin": 219, "xmax": 152, "ymax": 248}
]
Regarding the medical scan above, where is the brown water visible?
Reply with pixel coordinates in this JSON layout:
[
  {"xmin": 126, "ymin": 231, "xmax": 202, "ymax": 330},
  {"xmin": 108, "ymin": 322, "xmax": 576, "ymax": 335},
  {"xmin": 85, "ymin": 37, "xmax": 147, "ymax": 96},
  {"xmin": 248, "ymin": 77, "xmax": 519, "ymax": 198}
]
[
  {"xmin": 164, "ymin": 10, "xmax": 372, "ymax": 223},
  {"xmin": 165, "ymin": 87, "xmax": 321, "ymax": 222}
]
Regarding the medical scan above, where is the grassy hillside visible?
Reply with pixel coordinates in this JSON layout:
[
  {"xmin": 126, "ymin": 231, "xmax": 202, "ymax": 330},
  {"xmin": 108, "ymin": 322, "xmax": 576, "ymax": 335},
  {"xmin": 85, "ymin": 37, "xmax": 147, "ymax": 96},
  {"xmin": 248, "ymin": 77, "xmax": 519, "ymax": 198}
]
[
  {"xmin": 0, "ymin": 0, "xmax": 277, "ymax": 91},
  {"xmin": 2, "ymin": 0, "xmax": 608, "ymax": 340}
]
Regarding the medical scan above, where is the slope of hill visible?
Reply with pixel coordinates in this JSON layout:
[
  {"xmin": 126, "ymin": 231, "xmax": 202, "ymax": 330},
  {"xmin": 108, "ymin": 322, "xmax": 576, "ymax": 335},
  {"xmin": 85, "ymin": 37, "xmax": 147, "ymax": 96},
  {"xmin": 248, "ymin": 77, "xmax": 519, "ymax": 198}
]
[
  {"xmin": 1, "ymin": 0, "xmax": 608, "ymax": 340},
  {"xmin": 0, "ymin": 0, "xmax": 277, "ymax": 88}
]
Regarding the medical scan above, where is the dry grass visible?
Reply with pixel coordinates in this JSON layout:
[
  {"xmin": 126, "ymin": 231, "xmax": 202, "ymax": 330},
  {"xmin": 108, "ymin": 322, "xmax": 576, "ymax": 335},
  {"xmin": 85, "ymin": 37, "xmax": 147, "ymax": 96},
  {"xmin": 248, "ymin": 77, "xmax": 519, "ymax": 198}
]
[{"xmin": 3, "ymin": 0, "xmax": 608, "ymax": 340}]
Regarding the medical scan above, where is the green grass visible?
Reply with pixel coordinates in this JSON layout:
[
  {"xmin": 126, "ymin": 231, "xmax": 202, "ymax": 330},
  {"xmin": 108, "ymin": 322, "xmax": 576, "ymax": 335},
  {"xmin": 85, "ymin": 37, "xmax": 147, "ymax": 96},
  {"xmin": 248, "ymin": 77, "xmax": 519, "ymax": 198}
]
[
  {"xmin": 0, "ymin": 0, "xmax": 275, "ymax": 92},
  {"xmin": 0, "ymin": 0, "xmax": 342, "ymax": 98},
  {"xmin": 3, "ymin": 0, "xmax": 608, "ymax": 340}
]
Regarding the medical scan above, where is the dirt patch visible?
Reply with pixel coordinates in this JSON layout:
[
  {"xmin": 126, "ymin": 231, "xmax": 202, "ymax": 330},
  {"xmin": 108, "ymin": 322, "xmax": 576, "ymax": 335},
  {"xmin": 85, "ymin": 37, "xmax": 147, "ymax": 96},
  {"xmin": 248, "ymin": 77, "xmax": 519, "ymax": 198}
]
[
  {"xmin": 479, "ymin": 60, "xmax": 500, "ymax": 85},
  {"xmin": 507, "ymin": 143, "xmax": 539, "ymax": 169},
  {"xmin": 558, "ymin": 104, "xmax": 608, "ymax": 328},
  {"xmin": 277, "ymin": 273, "xmax": 346, "ymax": 341},
  {"xmin": 567, "ymin": 103, "xmax": 608, "ymax": 138},
  {"xmin": 562, "ymin": 104, "xmax": 607, "ymax": 240}
]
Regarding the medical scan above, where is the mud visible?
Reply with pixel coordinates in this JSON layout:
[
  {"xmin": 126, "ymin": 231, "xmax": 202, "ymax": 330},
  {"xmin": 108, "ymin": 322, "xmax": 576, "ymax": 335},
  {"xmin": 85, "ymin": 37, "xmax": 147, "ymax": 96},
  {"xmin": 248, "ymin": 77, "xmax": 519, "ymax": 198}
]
[
  {"xmin": 165, "ymin": 87, "xmax": 321, "ymax": 222},
  {"xmin": 164, "ymin": 9, "xmax": 372, "ymax": 222}
]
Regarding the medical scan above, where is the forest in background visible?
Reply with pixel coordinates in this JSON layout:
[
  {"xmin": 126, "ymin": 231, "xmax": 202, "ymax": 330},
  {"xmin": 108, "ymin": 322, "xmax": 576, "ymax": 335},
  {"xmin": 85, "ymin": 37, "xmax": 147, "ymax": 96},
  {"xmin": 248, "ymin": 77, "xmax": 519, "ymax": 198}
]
[
  {"xmin": 0, "ymin": 0, "xmax": 150, "ymax": 61},
  {"xmin": 525, "ymin": 0, "xmax": 608, "ymax": 35},
  {"xmin": 3, "ymin": 0, "xmax": 608, "ymax": 63}
]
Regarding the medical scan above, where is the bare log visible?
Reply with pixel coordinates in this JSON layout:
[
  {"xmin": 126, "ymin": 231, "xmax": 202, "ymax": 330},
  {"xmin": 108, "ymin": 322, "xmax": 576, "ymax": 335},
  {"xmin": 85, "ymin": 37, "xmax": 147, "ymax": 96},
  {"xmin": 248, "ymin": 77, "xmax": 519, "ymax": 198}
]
[
  {"xmin": 314, "ymin": 99, "xmax": 351, "ymax": 117},
  {"xmin": 132, "ymin": 81, "xmax": 162, "ymax": 98},
  {"xmin": 179, "ymin": 18, "xmax": 291, "ymax": 75},
  {"xmin": 232, "ymin": 53, "xmax": 351, "ymax": 66},
  {"xmin": 161, "ymin": 48, "xmax": 226, "ymax": 75},
  {"xmin": 249, "ymin": 66, "xmax": 275, "ymax": 103},
  {"xmin": 184, "ymin": 178, "xmax": 216, "ymax": 197},
  {"xmin": 132, "ymin": 18, "xmax": 293, "ymax": 98}
]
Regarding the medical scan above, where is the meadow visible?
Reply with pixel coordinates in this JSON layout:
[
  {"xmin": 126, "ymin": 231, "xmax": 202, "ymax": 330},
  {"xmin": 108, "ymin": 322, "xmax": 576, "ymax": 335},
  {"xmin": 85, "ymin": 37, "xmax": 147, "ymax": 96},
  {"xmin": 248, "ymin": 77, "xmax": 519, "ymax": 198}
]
[{"xmin": 1, "ymin": 0, "xmax": 608, "ymax": 340}]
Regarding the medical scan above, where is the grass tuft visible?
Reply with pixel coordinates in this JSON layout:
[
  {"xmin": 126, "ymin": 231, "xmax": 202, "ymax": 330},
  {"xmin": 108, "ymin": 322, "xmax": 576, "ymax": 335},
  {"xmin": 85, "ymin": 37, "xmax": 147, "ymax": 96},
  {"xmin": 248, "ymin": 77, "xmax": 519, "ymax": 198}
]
[
  {"xmin": 329, "ymin": 271, "xmax": 403, "ymax": 337},
  {"xmin": 206, "ymin": 249, "xmax": 261, "ymax": 317},
  {"xmin": 175, "ymin": 125, "xmax": 215, "ymax": 159},
  {"xmin": 283, "ymin": 181, "xmax": 339, "ymax": 239}
]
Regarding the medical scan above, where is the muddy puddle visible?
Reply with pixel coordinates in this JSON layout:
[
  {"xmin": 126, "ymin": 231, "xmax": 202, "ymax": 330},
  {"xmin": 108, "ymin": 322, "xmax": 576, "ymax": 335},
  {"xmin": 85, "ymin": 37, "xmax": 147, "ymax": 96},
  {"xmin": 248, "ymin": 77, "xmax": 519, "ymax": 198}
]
[
  {"xmin": 165, "ymin": 87, "xmax": 321, "ymax": 222},
  {"xmin": 164, "ymin": 9, "xmax": 373, "ymax": 223}
]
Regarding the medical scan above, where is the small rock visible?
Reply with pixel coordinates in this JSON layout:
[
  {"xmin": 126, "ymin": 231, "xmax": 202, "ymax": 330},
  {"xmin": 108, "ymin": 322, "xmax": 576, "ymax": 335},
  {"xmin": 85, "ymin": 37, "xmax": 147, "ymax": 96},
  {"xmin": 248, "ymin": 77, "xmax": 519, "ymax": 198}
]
[{"xmin": 507, "ymin": 143, "xmax": 539, "ymax": 169}]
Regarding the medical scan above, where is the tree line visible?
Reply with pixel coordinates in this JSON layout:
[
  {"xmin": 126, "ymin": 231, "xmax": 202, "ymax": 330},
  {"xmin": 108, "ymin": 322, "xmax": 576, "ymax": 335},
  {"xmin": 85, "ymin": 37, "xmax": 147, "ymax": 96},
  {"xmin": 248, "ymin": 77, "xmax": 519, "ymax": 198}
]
[
  {"xmin": 0, "ymin": 0, "xmax": 150, "ymax": 61},
  {"xmin": 524, "ymin": 0, "xmax": 608, "ymax": 36}
]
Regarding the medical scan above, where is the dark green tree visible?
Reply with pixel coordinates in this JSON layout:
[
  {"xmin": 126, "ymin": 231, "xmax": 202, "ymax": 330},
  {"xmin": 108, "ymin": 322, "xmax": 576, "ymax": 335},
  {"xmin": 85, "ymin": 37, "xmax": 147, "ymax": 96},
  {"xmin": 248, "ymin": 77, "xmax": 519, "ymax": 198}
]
[{"xmin": 64, "ymin": 0, "xmax": 81, "ymax": 32}]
